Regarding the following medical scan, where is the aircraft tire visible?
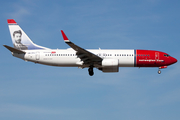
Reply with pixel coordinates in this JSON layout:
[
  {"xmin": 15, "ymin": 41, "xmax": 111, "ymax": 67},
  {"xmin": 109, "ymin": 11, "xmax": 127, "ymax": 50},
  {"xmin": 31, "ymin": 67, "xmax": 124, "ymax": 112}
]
[
  {"xmin": 158, "ymin": 70, "xmax": 161, "ymax": 74},
  {"xmin": 88, "ymin": 67, "xmax": 94, "ymax": 76}
]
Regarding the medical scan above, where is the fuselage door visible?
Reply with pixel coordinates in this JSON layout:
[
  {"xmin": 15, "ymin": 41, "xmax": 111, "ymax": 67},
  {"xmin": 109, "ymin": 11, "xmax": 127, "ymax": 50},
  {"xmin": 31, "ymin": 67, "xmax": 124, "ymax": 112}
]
[
  {"xmin": 155, "ymin": 52, "xmax": 159, "ymax": 62},
  {"xmin": 36, "ymin": 52, "xmax": 40, "ymax": 60}
]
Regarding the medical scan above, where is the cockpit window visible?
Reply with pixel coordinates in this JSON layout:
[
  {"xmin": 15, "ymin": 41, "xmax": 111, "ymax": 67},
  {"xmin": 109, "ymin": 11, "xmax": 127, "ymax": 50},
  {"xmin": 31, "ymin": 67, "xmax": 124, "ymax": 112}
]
[{"xmin": 164, "ymin": 54, "xmax": 170, "ymax": 57}]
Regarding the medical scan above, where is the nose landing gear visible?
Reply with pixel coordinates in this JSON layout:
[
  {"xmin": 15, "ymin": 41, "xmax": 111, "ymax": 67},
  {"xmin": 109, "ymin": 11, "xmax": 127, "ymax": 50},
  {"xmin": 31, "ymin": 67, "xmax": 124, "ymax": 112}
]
[
  {"xmin": 158, "ymin": 69, "xmax": 161, "ymax": 74},
  {"xmin": 88, "ymin": 66, "xmax": 94, "ymax": 76}
]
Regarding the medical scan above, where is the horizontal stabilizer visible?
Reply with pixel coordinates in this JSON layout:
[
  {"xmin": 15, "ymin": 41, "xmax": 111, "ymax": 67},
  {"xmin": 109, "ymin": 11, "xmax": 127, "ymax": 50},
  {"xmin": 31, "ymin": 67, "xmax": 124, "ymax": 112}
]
[{"xmin": 3, "ymin": 45, "xmax": 26, "ymax": 54}]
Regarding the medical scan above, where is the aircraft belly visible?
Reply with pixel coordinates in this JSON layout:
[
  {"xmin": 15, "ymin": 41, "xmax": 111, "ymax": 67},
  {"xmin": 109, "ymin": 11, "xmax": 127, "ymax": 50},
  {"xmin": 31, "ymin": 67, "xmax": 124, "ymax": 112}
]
[{"xmin": 40, "ymin": 57, "xmax": 79, "ymax": 67}]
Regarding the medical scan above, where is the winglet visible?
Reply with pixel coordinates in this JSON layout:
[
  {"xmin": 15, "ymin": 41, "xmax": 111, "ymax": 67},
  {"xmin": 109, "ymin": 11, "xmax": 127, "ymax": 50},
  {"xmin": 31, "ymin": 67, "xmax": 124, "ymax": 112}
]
[
  {"xmin": 7, "ymin": 19, "xmax": 17, "ymax": 24},
  {"xmin": 61, "ymin": 30, "xmax": 70, "ymax": 42}
]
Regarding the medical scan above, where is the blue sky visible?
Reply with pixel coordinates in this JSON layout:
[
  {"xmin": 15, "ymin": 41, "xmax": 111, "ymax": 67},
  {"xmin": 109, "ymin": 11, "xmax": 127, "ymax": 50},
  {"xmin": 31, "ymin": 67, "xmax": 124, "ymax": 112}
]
[{"xmin": 0, "ymin": 0, "xmax": 180, "ymax": 120}]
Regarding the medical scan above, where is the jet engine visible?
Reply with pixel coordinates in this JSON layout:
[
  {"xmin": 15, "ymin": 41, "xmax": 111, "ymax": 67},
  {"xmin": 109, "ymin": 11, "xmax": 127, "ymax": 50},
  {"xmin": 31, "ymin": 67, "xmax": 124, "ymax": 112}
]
[{"xmin": 101, "ymin": 59, "xmax": 119, "ymax": 72}]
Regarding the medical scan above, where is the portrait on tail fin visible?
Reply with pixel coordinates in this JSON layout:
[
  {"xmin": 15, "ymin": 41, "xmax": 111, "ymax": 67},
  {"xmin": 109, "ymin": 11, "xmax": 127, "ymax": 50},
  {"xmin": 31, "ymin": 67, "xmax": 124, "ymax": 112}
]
[{"xmin": 13, "ymin": 30, "xmax": 28, "ymax": 50}]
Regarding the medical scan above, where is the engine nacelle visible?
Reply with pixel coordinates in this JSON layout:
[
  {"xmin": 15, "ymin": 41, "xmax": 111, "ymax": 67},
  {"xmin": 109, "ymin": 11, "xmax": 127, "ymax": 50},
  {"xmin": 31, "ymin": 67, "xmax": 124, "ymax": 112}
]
[{"xmin": 101, "ymin": 59, "xmax": 119, "ymax": 72}]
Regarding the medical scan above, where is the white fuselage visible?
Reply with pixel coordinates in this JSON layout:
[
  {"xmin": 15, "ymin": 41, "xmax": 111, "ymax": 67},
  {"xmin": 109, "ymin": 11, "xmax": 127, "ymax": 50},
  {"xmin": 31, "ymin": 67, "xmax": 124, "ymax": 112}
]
[{"xmin": 14, "ymin": 49, "xmax": 135, "ymax": 68}]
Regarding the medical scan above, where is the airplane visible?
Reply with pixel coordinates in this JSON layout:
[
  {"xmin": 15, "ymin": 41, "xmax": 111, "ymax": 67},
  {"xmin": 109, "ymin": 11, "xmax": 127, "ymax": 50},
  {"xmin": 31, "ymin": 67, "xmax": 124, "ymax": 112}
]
[{"xmin": 4, "ymin": 19, "xmax": 177, "ymax": 76}]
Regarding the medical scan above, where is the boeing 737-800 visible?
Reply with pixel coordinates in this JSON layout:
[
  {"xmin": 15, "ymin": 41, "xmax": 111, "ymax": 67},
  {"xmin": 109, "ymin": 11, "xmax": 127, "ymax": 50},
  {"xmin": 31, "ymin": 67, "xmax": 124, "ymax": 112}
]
[{"xmin": 4, "ymin": 19, "xmax": 177, "ymax": 76}]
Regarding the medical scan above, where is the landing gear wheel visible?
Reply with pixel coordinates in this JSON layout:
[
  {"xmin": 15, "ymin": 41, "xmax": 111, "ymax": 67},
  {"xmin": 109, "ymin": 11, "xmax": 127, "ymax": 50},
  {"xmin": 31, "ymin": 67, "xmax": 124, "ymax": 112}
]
[
  {"xmin": 158, "ymin": 70, "xmax": 161, "ymax": 74},
  {"xmin": 88, "ymin": 66, "xmax": 94, "ymax": 76}
]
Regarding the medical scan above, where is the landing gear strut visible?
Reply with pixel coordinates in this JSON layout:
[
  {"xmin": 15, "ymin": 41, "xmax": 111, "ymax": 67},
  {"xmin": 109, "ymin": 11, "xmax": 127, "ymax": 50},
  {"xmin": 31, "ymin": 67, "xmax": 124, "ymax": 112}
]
[
  {"xmin": 158, "ymin": 66, "xmax": 167, "ymax": 74},
  {"xmin": 88, "ymin": 66, "xmax": 94, "ymax": 76}
]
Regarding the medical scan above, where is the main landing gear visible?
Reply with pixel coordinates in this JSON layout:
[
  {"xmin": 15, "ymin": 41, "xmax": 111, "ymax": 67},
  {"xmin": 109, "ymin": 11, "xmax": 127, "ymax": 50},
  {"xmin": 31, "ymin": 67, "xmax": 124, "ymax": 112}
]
[{"xmin": 88, "ymin": 66, "xmax": 94, "ymax": 76}]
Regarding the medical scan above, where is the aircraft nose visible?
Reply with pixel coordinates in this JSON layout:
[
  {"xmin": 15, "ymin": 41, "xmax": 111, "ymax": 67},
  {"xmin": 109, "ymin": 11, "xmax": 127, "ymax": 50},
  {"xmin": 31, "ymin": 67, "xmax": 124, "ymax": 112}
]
[{"xmin": 172, "ymin": 57, "xmax": 177, "ymax": 64}]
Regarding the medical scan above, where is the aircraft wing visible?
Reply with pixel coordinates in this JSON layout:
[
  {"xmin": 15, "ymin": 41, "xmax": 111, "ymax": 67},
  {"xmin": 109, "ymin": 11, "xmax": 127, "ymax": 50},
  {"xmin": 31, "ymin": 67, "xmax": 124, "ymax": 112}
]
[{"xmin": 61, "ymin": 30, "xmax": 102, "ymax": 65}]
